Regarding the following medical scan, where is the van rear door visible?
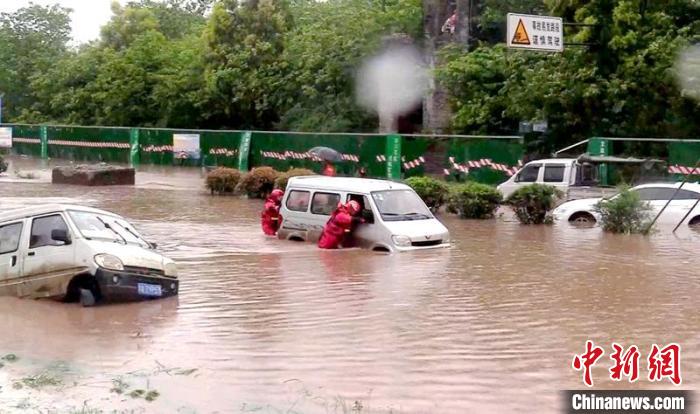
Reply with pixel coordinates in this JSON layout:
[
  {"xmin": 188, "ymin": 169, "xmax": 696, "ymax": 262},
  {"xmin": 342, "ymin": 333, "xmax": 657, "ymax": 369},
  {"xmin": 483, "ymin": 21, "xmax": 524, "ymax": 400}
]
[{"xmin": 308, "ymin": 191, "xmax": 342, "ymax": 241}]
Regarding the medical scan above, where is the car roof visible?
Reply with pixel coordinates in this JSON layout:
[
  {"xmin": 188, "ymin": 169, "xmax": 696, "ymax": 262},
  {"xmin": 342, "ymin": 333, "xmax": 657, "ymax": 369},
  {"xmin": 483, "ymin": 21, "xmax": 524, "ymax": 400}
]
[
  {"xmin": 0, "ymin": 204, "xmax": 122, "ymax": 223},
  {"xmin": 525, "ymin": 158, "xmax": 577, "ymax": 165},
  {"xmin": 287, "ymin": 176, "xmax": 411, "ymax": 193},
  {"xmin": 634, "ymin": 182, "xmax": 700, "ymax": 192}
]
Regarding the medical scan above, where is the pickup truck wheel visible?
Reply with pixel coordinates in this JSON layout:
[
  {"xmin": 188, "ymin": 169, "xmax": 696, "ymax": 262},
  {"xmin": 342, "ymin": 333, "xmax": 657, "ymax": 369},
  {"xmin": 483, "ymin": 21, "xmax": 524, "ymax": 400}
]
[{"xmin": 569, "ymin": 212, "xmax": 596, "ymax": 224}]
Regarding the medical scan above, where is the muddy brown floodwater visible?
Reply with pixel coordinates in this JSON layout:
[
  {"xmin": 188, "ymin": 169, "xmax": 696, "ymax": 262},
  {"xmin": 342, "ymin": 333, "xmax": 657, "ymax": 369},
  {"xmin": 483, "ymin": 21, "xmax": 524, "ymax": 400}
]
[{"xmin": 0, "ymin": 157, "xmax": 699, "ymax": 413}]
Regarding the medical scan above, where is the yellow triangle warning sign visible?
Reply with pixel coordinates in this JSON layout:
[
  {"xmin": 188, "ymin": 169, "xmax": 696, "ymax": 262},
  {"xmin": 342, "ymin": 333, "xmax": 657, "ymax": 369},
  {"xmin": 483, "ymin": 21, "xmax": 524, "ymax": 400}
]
[{"xmin": 511, "ymin": 19, "xmax": 530, "ymax": 45}]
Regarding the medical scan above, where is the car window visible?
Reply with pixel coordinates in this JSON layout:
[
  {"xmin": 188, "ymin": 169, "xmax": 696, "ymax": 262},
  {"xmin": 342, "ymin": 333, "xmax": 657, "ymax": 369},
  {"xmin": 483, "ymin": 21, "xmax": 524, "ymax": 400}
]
[
  {"xmin": 347, "ymin": 194, "xmax": 375, "ymax": 223},
  {"xmin": 311, "ymin": 192, "xmax": 341, "ymax": 215},
  {"xmin": 543, "ymin": 165, "xmax": 566, "ymax": 183},
  {"xmin": 30, "ymin": 214, "xmax": 69, "ymax": 249},
  {"xmin": 635, "ymin": 187, "xmax": 700, "ymax": 201},
  {"xmin": 286, "ymin": 190, "xmax": 310, "ymax": 212},
  {"xmin": 517, "ymin": 164, "xmax": 541, "ymax": 182},
  {"xmin": 0, "ymin": 222, "xmax": 22, "ymax": 254},
  {"xmin": 676, "ymin": 189, "xmax": 700, "ymax": 200}
]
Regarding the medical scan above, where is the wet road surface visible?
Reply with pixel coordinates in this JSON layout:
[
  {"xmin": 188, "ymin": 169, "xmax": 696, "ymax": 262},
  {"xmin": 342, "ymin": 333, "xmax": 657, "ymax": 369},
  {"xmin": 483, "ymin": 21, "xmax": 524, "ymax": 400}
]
[{"xmin": 0, "ymin": 157, "xmax": 699, "ymax": 413}]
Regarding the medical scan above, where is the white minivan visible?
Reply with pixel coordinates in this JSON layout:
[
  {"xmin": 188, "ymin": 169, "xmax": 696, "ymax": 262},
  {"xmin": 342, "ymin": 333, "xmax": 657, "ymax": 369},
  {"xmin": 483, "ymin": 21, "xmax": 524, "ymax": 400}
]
[
  {"xmin": 278, "ymin": 176, "xmax": 450, "ymax": 252},
  {"xmin": 0, "ymin": 204, "xmax": 179, "ymax": 305}
]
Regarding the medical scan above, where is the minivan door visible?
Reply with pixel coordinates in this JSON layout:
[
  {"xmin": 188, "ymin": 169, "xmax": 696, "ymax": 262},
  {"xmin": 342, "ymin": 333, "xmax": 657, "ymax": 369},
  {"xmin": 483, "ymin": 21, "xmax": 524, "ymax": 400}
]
[
  {"xmin": 21, "ymin": 213, "xmax": 78, "ymax": 297},
  {"xmin": 0, "ymin": 221, "xmax": 25, "ymax": 282},
  {"xmin": 346, "ymin": 194, "xmax": 376, "ymax": 248}
]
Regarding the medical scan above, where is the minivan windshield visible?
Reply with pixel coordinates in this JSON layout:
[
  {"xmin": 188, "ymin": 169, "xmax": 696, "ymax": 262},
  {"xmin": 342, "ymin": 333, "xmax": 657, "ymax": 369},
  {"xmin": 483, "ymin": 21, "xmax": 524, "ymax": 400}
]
[
  {"xmin": 68, "ymin": 210, "xmax": 150, "ymax": 247},
  {"xmin": 371, "ymin": 190, "xmax": 433, "ymax": 221}
]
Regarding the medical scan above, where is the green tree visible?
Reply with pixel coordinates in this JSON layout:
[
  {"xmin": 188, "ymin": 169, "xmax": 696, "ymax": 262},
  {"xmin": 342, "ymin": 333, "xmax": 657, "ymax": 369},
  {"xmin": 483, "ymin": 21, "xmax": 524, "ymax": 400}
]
[
  {"xmin": 277, "ymin": 0, "xmax": 422, "ymax": 132},
  {"xmin": 25, "ymin": 2, "xmax": 206, "ymax": 128},
  {"xmin": 439, "ymin": 0, "xmax": 700, "ymax": 153},
  {"xmin": 202, "ymin": 0, "xmax": 293, "ymax": 129},
  {"xmin": 0, "ymin": 4, "xmax": 71, "ymax": 121}
]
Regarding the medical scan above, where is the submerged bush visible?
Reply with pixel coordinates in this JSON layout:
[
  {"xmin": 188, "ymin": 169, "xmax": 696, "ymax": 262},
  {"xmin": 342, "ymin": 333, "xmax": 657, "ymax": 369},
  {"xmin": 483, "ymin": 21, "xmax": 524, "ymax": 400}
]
[
  {"xmin": 447, "ymin": 182, "xmax": 503, "ymax": 219},
  {"xmin": 237, "ymin": 166, "xmax": 280, "ymax": 198},
  {"xmin": 0, "ymin": 155, "xmax": 6, "ymax": 174},
  {"xmin": 205, "ymin": 167, "xmax": 242, "ymax": 195},
  {"xmin": 275, "ymin": 168, "xmax": 315, "ymax": 191},
  {"xmin": 593, "ymin": 186, "xmax": 653, "ymax": 234},
  {"xmin": 405, "ymin": 176, "xmax": 450, "ymax": 212},
  {"xmin": 506, "ymin": 184, "xmax": 563, "ymax": 224}
]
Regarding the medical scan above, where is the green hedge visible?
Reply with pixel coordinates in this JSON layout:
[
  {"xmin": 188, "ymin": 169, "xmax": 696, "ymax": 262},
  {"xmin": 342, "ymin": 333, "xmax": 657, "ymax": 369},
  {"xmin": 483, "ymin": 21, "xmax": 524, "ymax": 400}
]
[
  {"xmin": 506, "ymin": 184, "xmax": 563, "ymax": 225},
  {"xmin": 447, "ymin": 182, "xmax": 503, "ymax": 219},
  {"xmin": 405, "ymin": 176, "xmax": 450, "ymax": 212}
]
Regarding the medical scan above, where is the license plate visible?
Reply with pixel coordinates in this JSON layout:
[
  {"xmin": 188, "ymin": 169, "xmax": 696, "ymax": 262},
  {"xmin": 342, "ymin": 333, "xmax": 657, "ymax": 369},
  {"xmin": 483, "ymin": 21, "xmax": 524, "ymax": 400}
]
[{"xmin": 137, "ymin": 283, "xmax": 162, "ymax": 297}]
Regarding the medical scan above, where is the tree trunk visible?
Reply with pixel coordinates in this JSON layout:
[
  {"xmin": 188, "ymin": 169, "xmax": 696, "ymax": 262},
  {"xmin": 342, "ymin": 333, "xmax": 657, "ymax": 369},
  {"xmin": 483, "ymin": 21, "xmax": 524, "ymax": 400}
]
[{"xmin": 422, "ymin": 0, "xmax": 474, "ymax": 134}]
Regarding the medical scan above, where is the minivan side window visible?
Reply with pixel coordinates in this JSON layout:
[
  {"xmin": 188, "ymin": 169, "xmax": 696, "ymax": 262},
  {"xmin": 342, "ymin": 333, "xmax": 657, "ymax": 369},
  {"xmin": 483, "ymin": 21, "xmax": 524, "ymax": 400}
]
[
  {"xmin": 30, "ymin": 215, "xmax": 69, "ymax": 249},
  {"xmin": 286, "ymin": 190, "xmax": 310, "ymax": 212},
  {"xmin": 347, "ymin": 194, "xmax": 375, "ymax": 224},
  {"xmin": 543, "ymin": 164, "xmax": 566, "ymax": 183},
  {"xmin": 517, "ymin": 164, "xmax": 540, "ymax": 182},
  {"xmin": 0, "ymin": 222, "xmax": 23, "ymax": 254},
  {"xmin": 311, "ymin": 192, "xmax": 341, "ymax": 215}
]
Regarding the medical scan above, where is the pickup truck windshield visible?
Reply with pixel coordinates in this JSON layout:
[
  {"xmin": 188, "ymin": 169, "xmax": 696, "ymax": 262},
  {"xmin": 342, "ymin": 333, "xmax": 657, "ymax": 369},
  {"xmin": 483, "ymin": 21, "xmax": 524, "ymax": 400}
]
[
  {"xmin": 68, "ymin": 210, "xmax": 149, "ymax": 247},
  {"xmin": 371, "ymin": 190, "xmax": 433, "ymax": 221}
]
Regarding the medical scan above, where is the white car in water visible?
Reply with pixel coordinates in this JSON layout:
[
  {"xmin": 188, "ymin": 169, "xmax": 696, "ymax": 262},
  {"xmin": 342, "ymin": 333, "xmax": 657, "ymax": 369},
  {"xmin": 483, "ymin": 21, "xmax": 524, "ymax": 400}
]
[
  {"xmin": 552, "ymin": 183, "xmax": 700, "ymax": 226},
  {"xmin": 278, "ymin": 176, "xmax": 451, "ymax": 252},
  {"xmin": 0, "ymin": 204, "xmax": 179, "ymax": 305}
]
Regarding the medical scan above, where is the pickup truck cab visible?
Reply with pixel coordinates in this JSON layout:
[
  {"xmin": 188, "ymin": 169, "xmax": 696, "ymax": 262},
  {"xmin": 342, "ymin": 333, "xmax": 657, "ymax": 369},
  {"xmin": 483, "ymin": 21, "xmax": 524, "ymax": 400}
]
[
  {"xmin": 278, "ymin": 176, "xmax": 450, "ymax": 252},
  {"xmin": 497, "ymin": 155, "xmax": 667, "ymax": 200},
  {"xmin": 497, "ymin": 158, "xmax": 600, "ymax": 199},
  {"xmin": 0, "ymin": 204, "xmax": 179, "ymax": 305}
]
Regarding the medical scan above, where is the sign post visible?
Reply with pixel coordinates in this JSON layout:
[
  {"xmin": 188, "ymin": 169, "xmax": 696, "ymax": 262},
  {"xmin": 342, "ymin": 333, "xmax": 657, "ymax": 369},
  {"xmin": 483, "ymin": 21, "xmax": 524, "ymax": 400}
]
[
  {"xmin": 173, "ymin": 133, "xmax": 201, "ymax": 164},
  {"xmin": 129, "ymin": 128, "xmax": 140, "ymax": 167},
  {"xmin": 237, "ymin": 131, "xmax": 252, "ymax": 172},
  {"xmin": 386, "ymin": 134, "xmax": 402, "ymax": 180},
  {"xmin": 507, "ymin": 13, "xmax": 564, "ymax": 52},
  {"xmin": 40, "ymin": 125, "xmax": 48, "ymax": 160}
]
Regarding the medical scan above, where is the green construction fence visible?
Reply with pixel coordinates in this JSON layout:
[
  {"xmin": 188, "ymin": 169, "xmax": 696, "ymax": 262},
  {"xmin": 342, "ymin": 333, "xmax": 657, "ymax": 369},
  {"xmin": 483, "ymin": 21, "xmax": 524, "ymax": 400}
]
[{"xmin": 1, "ymin": 123, "xmax": 525, "ymax": 183}]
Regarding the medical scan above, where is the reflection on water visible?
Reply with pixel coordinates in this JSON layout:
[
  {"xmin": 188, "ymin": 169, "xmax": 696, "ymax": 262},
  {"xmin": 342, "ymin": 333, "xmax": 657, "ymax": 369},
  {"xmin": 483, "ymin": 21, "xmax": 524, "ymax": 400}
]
[{"xmin": 0, "ymin": 162, "xmax": 699, "ymax": 413}]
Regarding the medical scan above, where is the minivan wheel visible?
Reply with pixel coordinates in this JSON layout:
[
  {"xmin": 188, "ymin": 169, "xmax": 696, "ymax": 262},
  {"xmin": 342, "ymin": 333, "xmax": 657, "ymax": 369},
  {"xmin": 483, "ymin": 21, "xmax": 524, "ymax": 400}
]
[
  {"xmin": 79, "ymin": 288, "xmax": 96, "ymax": 307},
  {"xmin": 65, "ymin": 274, "xmax": 101, "ymax": 305}
]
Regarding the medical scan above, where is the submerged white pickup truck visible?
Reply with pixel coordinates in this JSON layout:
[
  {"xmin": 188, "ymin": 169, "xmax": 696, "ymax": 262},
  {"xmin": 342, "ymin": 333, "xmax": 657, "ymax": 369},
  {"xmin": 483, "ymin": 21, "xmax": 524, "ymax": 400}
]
[{"xmin": 497, "ymin": 155, "xmax": 664, "ymax": 200}]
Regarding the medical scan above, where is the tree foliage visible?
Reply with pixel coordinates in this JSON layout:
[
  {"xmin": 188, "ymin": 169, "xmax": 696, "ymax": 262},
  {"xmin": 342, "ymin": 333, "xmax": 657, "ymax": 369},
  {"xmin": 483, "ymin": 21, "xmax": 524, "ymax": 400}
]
[
  {"xmin": 439, "ymin": 0, "xmax": 700, "ymax": 153},
  {"xmin": 0, "ymin": 0, "xmax": 699, "ymax": 150},
  {"xmin": 0, "ymin": 4, "xmax": 71, "ymax": 121}
]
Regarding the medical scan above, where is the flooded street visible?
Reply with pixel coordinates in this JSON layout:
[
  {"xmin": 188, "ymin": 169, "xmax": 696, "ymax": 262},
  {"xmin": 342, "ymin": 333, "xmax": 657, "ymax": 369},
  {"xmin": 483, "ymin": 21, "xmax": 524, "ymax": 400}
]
[{"xmin": 1, "ymin": 158, "xmax": 699, "ymax": 413}]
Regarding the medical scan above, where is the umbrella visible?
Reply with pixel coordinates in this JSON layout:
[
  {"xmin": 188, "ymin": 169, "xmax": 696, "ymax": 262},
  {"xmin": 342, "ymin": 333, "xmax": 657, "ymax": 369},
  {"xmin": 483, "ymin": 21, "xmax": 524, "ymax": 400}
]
[{"xmin": 308, "ymin": 146, "xmax": 343, "ymax": 163}]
